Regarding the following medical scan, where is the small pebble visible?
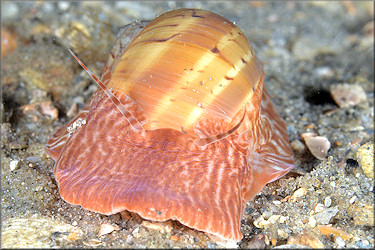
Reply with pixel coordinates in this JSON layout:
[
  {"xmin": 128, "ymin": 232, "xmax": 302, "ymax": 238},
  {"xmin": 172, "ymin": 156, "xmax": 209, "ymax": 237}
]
[
  {"xmin": 353, "ymin": 204, "xmax": 374, "ymax": 226},
  {"xmin": 170, "ymin": 235, "xmax": 179, "ymax": 241},
  {"xmin": 314, "ymin": 203, "xmax": 325, "ymax": 213},
  {"xmin": 274, "ymin": 244, "xmax": 310, "ymax": 249},
  {"xmin": 287, "ymin": 230, "xmax": 325, "ymax": 248},
  {"xmin": 254, "ymin": 216, "xmax": 268, "ymax": 228},
  {"xmin": 349, "ymin": 196, "xmax": 356, "ymax": 204},
  {"xmin": 262, "ymin": 211, "xmax": 273, "ymax": 220},
  {"xmin": 330, "ymin": 83, "xmax": 367, "ymax": 108},
  {"xmin": 66, "ymin": 103, "xmax": 78, "ymax": 118},
  {"xmin": 291, "ymin": 139, "xmax": 306, "ymax": 154},
  {"xmin": 83, "ymin": 239, "xmax": 101, "ymax": 247},
  {"xmin": 330, "ymin": 181, "xmax": 336, "ymax": 188},
  {"xmin": 247, "ymin": 234, "xmax": 266, "ymax": 248},
  {"xmin": 308, "ymin": 216, "xmax": 317, "ymax": 228},
  {"xmin": 26, "ymin": 156, "xmax": 40, "ymax": 163},
  {"xmin": 313, "ymin": 206, "xmax": 339, "ymax": 225},
  {"xmin": 1, "ymin": 2, "xmax": 19, "ymax": 20},
  {"xmin": 57, "ymin": 1, "xmax": 70, "ymax": 11},
  {"xmin": 141, "ymin": 221, "xmax": 173, "ymax": 233},
  {"xmin": 292, "ymin": 35, "xmax": 332, "ymax": 61},
  {"xmin": 301, "ymin": 132, "xmax": 331, "ymax": 160},
  {"xmin": 125, "ymin": 234, "xmax": 133, "ymax": 243},
  {"xmin": 207, "ymin": 241, "xmax": 215, "ymax": 249},
  {"xmin": 268, "ymin": 215, "xmax": 281, "ymax": 224},
  {"xmin": 334, "ymin": 236, "xmax": 346, "ymax": 247},
  {"xmin": 72, "ymin": 221, "xmax": 78, "ymax": 226},
  {"xmin": 9, "ymin": 159, "xmax": 20, "ymax": 171},
  {"xmin": 291, "ymin": 187, "xmax": 307, "ymax": 202},
  {"xmin": 317, "ymin": 225, "xmax": 353, "ymax": 240},
  {"xmin": 314, "ymin": 66, "xmax": 334, "ymax": 77},
  {"xmin": 355, "ymin": 239, "xmax": 371, "ymax": 248},
  {"xmin": 20, "ymin": 101, "xmax": 59, "ymax": 120},
  {"xmin": 98, "ymin": 223, "xmax": 120, "ymax": 237},
  {"xmin": 279, "ymin": 216, "xmax": 287, "ymax": 223},
  {"xmin": 324, "ymin": 197, "xmax": 332, "ymax": 207},
  {"xmin": 67, "ymin": 231, "xmax": 81, "ymax": 241},
  {"xmin": 273, "ymin": 200, "xmax": 282, "ymax": 205},
  {"xmin": 73, "ymin": 96, "xmax": 85, "ymax": 105},
  {"xmin": 1, "ymin": 28, "xmax": 17, "ymax": 57},
  {"xmin": 355, "ymin": 142, "xmax": 374, "ymax": 179},
  {"xmin": 277, "ymin": 228, "xmax": 289, "ymax": 239},
  {"xmin": 272, "ymin": 238, "xmax": 277, "ymax": 246}
]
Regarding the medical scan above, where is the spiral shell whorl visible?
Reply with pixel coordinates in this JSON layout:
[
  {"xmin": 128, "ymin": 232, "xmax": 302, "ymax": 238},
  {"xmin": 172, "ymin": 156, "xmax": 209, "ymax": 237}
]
[{"xmin": 107, "ymin": 9, "xmax": 263, "ymax": 137}]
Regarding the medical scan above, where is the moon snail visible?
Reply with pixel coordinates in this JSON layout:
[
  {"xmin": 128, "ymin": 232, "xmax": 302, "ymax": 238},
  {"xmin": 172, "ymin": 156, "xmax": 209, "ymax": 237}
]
[{"xmin": 46, "ymin": 8, "xmax": 294, "ymax": 241}]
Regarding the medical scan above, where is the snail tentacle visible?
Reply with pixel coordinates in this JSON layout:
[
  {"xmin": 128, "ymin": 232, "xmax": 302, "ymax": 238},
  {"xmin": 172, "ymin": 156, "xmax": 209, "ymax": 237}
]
[
  {"xmin": 68, "ymin": 49, "xmax": 144, "ymax": 132},
  {"xmin": 194, "ymin": 106, "xmax": 247, "ymax": 147}
]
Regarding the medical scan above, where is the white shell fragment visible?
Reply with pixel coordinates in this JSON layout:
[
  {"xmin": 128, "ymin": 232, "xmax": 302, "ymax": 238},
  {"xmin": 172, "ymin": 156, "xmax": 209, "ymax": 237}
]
[
  {"xmin": 301, "ymin": 132, "xmax": 331, "ymax": 160},
  {"xmin": 2, "ymin": 216, "xmax": 83, "ymax": 248},
  {"xmin": 330, "ymin": 83, "xmax": 367, "ymax": 108},
  {"xmin": 141, "ymin": 221, "xmax": 173, "ymax": 233},
  {"xmin": 98, "ymin": 223, "xmax": 120, "ymax": 237},
  {"xmin": 9, "ymin": 159, "xmax": 20, "ymax": 171},
  {"xmin": 291, "ymin": 187, "xmax": 307, "ymax": 202}
]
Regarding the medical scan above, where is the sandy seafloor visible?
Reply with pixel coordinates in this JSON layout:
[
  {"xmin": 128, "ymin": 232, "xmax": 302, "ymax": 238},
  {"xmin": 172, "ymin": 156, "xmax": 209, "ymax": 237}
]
[{"xmin": 1, "ymin": 1, "xmax": 374, "ymax": 248}]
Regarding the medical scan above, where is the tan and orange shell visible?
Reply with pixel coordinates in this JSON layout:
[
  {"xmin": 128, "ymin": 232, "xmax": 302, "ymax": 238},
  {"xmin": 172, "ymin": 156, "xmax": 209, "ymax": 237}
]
[{"xmin": 46, "ymin": 9, "xmax": 294, "ymax": 241}]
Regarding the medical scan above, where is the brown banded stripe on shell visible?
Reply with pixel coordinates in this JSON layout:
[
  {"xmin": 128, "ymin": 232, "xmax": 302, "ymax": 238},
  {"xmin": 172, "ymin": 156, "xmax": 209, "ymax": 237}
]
[{"xmin": 105, "ymin": 9, "xmax": 262, "ymax": 137}]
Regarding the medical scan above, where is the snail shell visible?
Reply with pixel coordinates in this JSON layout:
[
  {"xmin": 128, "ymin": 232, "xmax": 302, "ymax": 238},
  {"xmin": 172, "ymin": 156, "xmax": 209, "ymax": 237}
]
[
  {"xmin": 104, "ymin": 9, "xmax": 262, "ymax": 138},
  {"xmin": 46, "ymin": 9, "xmax": 294, "ymax": 241}
]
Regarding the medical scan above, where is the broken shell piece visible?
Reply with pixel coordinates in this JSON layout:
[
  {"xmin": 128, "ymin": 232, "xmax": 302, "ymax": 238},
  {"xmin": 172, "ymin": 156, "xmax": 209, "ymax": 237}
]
[
  {"xmin": 170, "ymin": 235, "xmax": 180, "ymax": 241},
  {"xmin": 98, "ymin": 223, "xmax": 120, "ymax": 237},
  {"xmin": 313, "ymin": 203, "xmax": 325, "ymax": 213},
  {"xmin": 2, "ymin": 216, "xmax": 84, "ymax": 248},
  {"xmin": 1, "ymin": 28, "xmax": 17, "ymax": 58},
  {"xmin": 353, "ymin": 204, "xmax": 374, "ymax": 226},
  {"xmin": 253, "ymin": 215, "xmax": 281, "ymax": 229},
  {"xmin": 317, "ymin": 225, "xmax": 353, "ymax": 241},
  {"xmin": 355, "ymin": 141, "xmax": 374, "ymax": 179},
  {"xmin": 291, "ymin": 139, "xmax": 306, "ymax": 154},
  {"xmin": 83, "ymin": 239, "xmax": 102, "ymax": 247},
  {"xmin": 141, "ymin": 221, "xmax": 173, "ymax": 233},
  {"xmin": 308, "ymin": 216, "xmax": 317, "ymax": 228},
  {"xmin": 9, "ymin": 159, "xmax": 20, "ymax": 171},
  {"xmin": 20, "ymin": 101, "xmax": 59, "ymax": 120},
  {"xmin": 313, "ymin": 206, "xmax": 339, "ymax": 225},
  {"xmin": 67, "ymin": 231, "xmax": 81, "ymax": 241},
  {"xmin": 287, "ymin": 230, "xmax": 325, "ymax": 248},
  {"xmin": 247, "ymin": 234, "xmax": 266, "ymax": 249},
  {"xmin": 301, "ymin": 132, "xmax": 331, "ymax": 160},
  {"xmin": 330, "ymin": 83, "xmax": 367, "ymax": 108},
  {"xmin": 291, "ymin": 187, "xmax": 307, "ymax": 202}
]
